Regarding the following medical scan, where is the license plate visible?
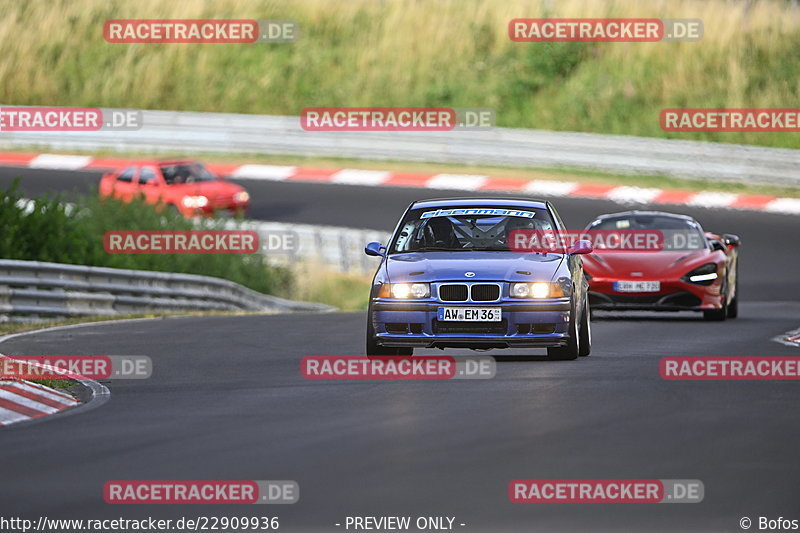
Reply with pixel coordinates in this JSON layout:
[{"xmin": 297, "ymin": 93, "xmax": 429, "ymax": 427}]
[
  {"xmin": 437, "ymin": 307, "xmax": 501, "ymax": 322},
  {"xmin": 613, "ymin": 280, "xmax": 661, "ymax": 292}
]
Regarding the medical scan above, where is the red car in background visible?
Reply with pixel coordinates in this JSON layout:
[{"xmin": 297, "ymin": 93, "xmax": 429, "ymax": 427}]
[
  {"xmin": 99, "ymin": 160, "xmax": 250, "ymax": 217},
  {"xmin": 581, "ymin": 211, "xmax": 740, "ymax": 321}
]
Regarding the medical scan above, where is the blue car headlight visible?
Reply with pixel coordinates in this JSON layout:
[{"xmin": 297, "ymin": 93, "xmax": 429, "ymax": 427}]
[
  {"xmin": 510, "ymin": 282, "xmax": 566, "ymax": 298},
  {"xmin": 378, "ymin": 283, "xmax": 430, "ymax": 298}
]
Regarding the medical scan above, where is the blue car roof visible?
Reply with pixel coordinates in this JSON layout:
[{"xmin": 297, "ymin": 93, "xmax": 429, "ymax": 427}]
[{"xmin": 411, "ymin": 197, "xmax": 549, "ymax": 210}]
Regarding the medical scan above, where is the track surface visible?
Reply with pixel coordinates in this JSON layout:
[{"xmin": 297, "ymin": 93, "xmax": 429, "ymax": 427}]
[{"xmin": 1, "ymin": 165, "xmax": 799, "ymax": 532}]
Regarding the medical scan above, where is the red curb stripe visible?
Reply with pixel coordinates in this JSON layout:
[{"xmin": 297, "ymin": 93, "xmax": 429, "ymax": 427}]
[
  {"xmin": 572, "ymin": 183, "xmax": 617, "ymax": 197},
  {"xmin": 0, "ymin": 397, "xmax": 49, "ymax": 418},
  {"xmin": 3, "ymin": 378, "xmax": 77, "ymax": 401},
  {"xmin": 652, "ymin": 190, "xmax": 696, "ymax": 205},
  {"xmin": 729, "ymin": 194, "xmax": 777, "ymax": 209},
  {"xmin": 206, "ymin": 163, "xmax": 241, "ymax": 177},
  {"xmin": 0, "ymin": 385, "xmax": 69, "ymax": 410},
  {"xmin": 384, "ymin": 173, "xmax": 432, "ymax": 187},
  {"xmin": 480, "ymin": 177, "xmax": 529, "ymax": 191},
  {"xmin": 287, "ymin": 167, "xmax": 338, "ymax": 181},
  {"xmin": 0, "ymin": 153, "xmax": 37, "ymax": 166}
]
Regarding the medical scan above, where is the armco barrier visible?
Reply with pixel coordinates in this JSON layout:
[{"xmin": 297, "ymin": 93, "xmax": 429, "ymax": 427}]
[
  {"xmin": 1, "ymin": 108, "xmax": 799, "ymax": 187},
  {"xmin": 15, "ymin": 197, "xmax": 389, "ymax": 276},
  {"xmin": 239, "ymin": 220, "xmax": 389, "ymax": 274},
  {"xmin": 0, "ymin": 259, "xmax": 334, "ymax": 322}
]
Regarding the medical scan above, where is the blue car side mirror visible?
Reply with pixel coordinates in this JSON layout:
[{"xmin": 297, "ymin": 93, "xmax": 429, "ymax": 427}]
[{"xmin": 365, "ymin": 242, "xmax": 386, "ymax": 257}]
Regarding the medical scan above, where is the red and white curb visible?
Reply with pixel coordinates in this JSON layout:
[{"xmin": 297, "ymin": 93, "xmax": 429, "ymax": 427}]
[
  {"xmin": 0, "ymin": 322, "xmax": 114, "ymax": 428},
  {"xmin": 0, "ymin": 378, "xmax": 77, "ymax": 426},
  {"xmin": 2, "ymin": 151, "xmax": 800, "ymax": 215}
]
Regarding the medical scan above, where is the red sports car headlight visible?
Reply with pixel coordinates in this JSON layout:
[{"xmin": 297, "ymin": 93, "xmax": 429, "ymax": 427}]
[{"xmin": 683, "ymin": 263, "xmax": 718, "ymax": 285}]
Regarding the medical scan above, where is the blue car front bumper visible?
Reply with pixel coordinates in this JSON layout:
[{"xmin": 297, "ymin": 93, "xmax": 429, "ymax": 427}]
[{"xmin": 370, "ymin": 299, "xmax": 572, "ymax": 349}]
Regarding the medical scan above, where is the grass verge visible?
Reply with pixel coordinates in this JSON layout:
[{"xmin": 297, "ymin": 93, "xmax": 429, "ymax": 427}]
[
  {"xmin": 3, "ymin": 0, "xmax": 800, "ymax": 148},
  {"xmin": 286, "ymin": 262, "xmax": 372, "ymax": 312}
]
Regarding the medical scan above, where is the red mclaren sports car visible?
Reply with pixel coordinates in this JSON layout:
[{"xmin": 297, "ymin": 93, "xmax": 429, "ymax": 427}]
[{"xmin": 581, "ymin": 211, "xmax": 740, "ymax": 321}]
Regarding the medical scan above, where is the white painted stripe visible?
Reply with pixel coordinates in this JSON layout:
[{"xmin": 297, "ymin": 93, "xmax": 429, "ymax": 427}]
[
  {"xmin": 687, "ymin": 192, "xmax": 739, "ymax": 208},
  {"xmin": 0, "ymin": 406, "xmax": 31, "ymax": 425},
  {"xmin": 330, "ymin": 169, "xmax": 390, "ymax": 186},
  {"xmin": 229, "ymin": 164, "xmax": 297, "ymax": 181},
  {"xmin": 764, "ymin": 198, "xmax": 800, "ymax": 215},
  {"xmin": 425, "ymin": 174, "xmax": 488, "ymax": 191},
  {"xmin": 29, "ymin": 154, "xmax": 93, "ymax": 170},
  {"xmin": 3, "ymin": 381, "xmax": 76, "ymax": 405},
  {"xmin": 772, "ymin": 327, "xmax": 800, "ymax": 347},
  {"xmin": 606, "ymin": 186, "xmax": 663, "ymax": 204},
  {"xmin": 0, "ymin": 389, "xmax": 59, "ymax": 414},
  {"xmin": 522, "ymin": 180, "xmax": 579, "ymax": 196}
]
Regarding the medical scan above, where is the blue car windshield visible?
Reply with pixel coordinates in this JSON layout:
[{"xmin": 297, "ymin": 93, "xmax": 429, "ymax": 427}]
[{"xmin": 390, "ymin": 206, "xmax": 555, "ymax": 253}]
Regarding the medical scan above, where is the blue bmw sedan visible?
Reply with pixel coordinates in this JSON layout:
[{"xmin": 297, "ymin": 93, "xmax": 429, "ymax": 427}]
[{"xmin": 365, "ymin": 198, "xmax": 593, "ymax": 360}]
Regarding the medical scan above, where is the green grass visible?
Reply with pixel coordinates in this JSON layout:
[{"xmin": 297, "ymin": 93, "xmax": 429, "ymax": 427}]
[
  {"xmin": 27, "ymin": 379, "xmax": 73, "ymax": 390},
  {"xmin": 1, "ymin": 0, "xmax": 800, "ymax": 148}
]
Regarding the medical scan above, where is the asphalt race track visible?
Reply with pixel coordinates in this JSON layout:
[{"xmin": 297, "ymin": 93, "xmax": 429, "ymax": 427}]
[{"xmin": 1, "ymin": 165, "xmax": 800, "ymax": 532}]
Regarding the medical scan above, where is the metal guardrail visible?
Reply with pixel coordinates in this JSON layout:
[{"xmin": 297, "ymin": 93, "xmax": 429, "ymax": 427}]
[
  {"xmin": 17, "ymin": 196, "xmax": 388, "ymax": 276},
  {"xmin": 2, "ymin": 108, "xmax": 800, "ymax": 187},
  {"xmin": 0, "ymin": 259, "xmax": 334, "ymax": 322},
  {"xmin": 240, "ymin": 220, "xmax": 389, "ymax": 275}
]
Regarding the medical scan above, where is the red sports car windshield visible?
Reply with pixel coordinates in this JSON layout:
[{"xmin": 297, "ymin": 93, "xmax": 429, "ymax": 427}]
[
  {"xmin": 160, "ymin": 162, "xmax": 216, "ymax": 184},
  {"xmin": 588, "ymin": 214, "xmax": 706, "ymax": 250}
]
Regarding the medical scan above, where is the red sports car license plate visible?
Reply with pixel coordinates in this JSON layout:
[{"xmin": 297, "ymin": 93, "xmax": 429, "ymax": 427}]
[{"xmin": 613, "ymin": 280, "xmax": 661, "ymax": 292}]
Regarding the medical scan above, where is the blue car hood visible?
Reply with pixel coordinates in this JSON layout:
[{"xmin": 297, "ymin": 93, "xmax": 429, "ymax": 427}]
[{"xmin": 384, "ymin": 252, "xmax": 563, "ymax": 283}]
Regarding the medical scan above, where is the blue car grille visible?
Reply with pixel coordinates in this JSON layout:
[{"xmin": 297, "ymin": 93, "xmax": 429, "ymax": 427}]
[
  {"xmin": 439, "ymin": 285, "xmax": 468, "ymax": 302},
  {"xmin": 438, "ymin": 284, "xmax": 500, "ymax": 302},
  {"xmin": 471, "ymin": 284, "xmax": 500, "ymax": 301}
]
